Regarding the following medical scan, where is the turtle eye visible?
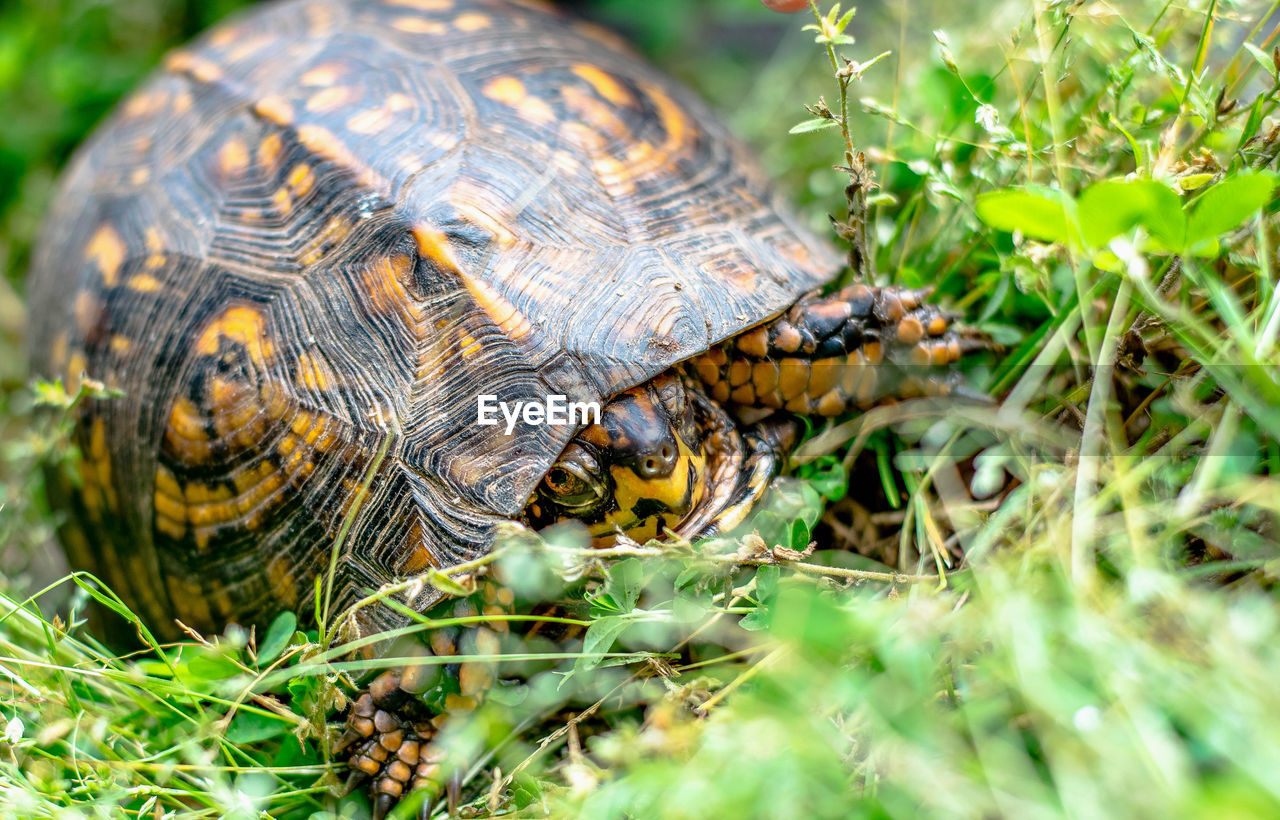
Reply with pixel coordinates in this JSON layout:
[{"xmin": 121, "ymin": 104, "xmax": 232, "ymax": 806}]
[{"xmin": 541, "ymin": 464, "xmax": 601, "ymax": 509}]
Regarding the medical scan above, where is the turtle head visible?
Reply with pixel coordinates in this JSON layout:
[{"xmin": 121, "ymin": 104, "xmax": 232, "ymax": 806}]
[{"xmin": 528, "ymin": 373, "xmax": 708, "ymax": 544}]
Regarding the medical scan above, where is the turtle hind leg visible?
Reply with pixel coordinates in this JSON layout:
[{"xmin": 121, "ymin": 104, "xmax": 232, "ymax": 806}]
[
  {"xmin": 337, "ymin": 668, "xmax": 453, "ymax": 820},
  {"xmin": 337, "ymin": 587, "xmax": 512, "ymax": 819},
  {"xmin": 690, "ymin": 284, "xmax": 987, "ymax": 418}
]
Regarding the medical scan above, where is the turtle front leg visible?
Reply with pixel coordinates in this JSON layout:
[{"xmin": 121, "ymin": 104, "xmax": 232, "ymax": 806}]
[
  {"xmin": 676, "ymin": 383, "xmax": 802, "ymax": 539},
  {"xmin": 689, "ymin": 284, "xmax": 981, "ymax": 417}
]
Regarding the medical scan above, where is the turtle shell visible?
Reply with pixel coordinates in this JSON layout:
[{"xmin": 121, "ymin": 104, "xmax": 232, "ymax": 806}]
[{"xmin": 27, "ymin": 0, "xmax": 836, "ymax": 636}]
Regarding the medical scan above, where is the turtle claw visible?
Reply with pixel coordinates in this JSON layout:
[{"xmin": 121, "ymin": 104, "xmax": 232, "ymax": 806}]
[
  {"xmin": 373, "ymin": 792, "xmax": 398, "ymax": 820},
  {"xmin": 447, "ymin": 770, "xmax": 463, "ymax": 815}
]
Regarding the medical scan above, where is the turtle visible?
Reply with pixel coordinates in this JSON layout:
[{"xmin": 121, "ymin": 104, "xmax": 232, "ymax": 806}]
[{"xmin": 26, "ymin": 0, "xmax": 977, "ymax": 814}]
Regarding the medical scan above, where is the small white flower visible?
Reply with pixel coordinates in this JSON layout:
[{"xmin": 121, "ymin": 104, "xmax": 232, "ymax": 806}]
[
  {"xmin": 3, "ymin": 717, "xmax": 24, "ymax": 744},
  {"xmin": 976, "ymin": 104, "xmax": 1000, "ymax": 132}
]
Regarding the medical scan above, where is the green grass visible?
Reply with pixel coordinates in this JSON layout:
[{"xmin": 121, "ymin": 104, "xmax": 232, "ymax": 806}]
[{"xmin": 5, "ymin": 0, "xmax": 1280, "ymax": 818}]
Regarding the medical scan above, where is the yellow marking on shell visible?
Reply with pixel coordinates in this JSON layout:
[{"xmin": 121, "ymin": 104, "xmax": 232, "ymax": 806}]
[
  {"xmin": 130, "ymin": 167, "xmax": 150, "ymax": 186},
  {"xmin": 168, "ymin": 576, "xmax": 215, "ymax": 629},
  {"xmin": 271, "ymin": 186, "xmax": 293, "ymax": 215},
  {"xmin": 295, "ymin": 351, "xmax": 335, "ymax": 392},
  {"xmin": 195, "ymin": 306, "xmax": 274, "ymax": 367},
  {"xmin": 401, "ymin": 524, "xmax": 439, "ymax": 574},
  {"xmin": 482, "ymin": 76, "xmax": 554, "ymax": 124},
  {"xmin": 165, "ymin": 397, "xmax": 214, "ymax": 463},
  {"xmin": 51, "ymin": 332, "xmax": 69, "ymax": 368},
  {"xmin": 86, "ymin": 225, "xmax": 125, "ymax": 287},
  {"xmin": 83, "ymin": 418, "xmax": 118, "ymax": 513},
  {"xmin": 287, "ymin": 163, "xmax": 316, "ymax": 198},
  {"xmin": 290, "ymin": 410, "xmax": 339, "ymax": 453},
  {"xmin": 267, "ymin": 555, "xmax": 300, "ymax": 609},
  {"xmin": 300, "ymin": 62, "xmax": 344, "ymax": 87},
  {"xmin": 127, "ymin": 273, "xmax": 163, "ymax": 293},
  {"xmin": 252, "ymin": 95, "xmax": 295, "ymax": 127},
  {"xmin": 154, "ymin": 467, "xmax": 187, "ymax": 539},
  {"xmin": 73, "ymin": 291, "xmax": 98, "ymax": 334},
  {"xmin": 412, "ymin": 224, "xmax": 464, "ymax": 276},
  {"xmin": 616, "ymin": 83, "xmax": 692, "ymax": 179},
  {"xmin": 108, "ymin": 335, "xmax": 131, "ymax": 354},
  {"xmin": 296, "ymin": 125, "xmax": 384, "ymax": 191},
  {"xmin": 144, "ymin": 227, "xmax": 167, "ymax": 269},
  {"xmin": 306, "ymin": 85, "xmax": 352, "ymax": 113},
  {"xmin": 209, "ymin": 26, "xmax": 238, "ymax": 47},
  {"xmin": 173, "ymin": 92, "xmax": 193, "ymax": 114},
  {"xmin": 571, "ymin": 64, "xmax": 635, "ymax": 107},
  {"xmin": 123, "ymin": 91, "xmax": 169, "ymax": 119},
  {"xmin": 230, "ymin": 460, "xmax": 286, "ymax": 528},
  {"xmin": 458, "ymin": 331, "xmax": 482, "ymax": 358},
  {"xmin": 217, "ymin": 139, "xmax": 250, "ymax": 178},
  {"xmin": 347, "ymin": 107, "xmax": 393, "ymax": 135},
  {"xmin": 165, "ymin": 52, "xmax": 222, "ymax": 84},
  {"xmin": 360, "ymin": 253, "xmax": 419, "ymax": 324},
  {"xmin": 561, "ymin": 84, "xmax": 631, "ymax": 141},
  {"xmin": 300, "ymin": 216, "xmax": 351, "ymax": 266},
  {"xmin": 258, "ymin": 134, "xmax": 283, "ymax": 168},
  {"xmin": 454, "ymin": 12, "xmax": 490, "ymax": 31},
  {"xmin": 208, "ymin": 377, "xmax": 264, "ymax": 449},
  {"xmin": 392, "ymin": 15, "xmax": 447, "ymax": 34},
  {"xmin": 228, "ymin": 34, "xmax": 273, "ymax": 63},
  {"xmin": 461, "ymin": 274, "xmax": 535, "ymax": 341},
  {"xmin": 65, "ymin": 352, "xmax": 87, "ymax": 393}
]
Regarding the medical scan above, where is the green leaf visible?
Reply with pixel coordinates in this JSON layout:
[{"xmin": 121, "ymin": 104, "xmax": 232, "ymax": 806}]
[
  {"xmin": 974, "ymin": 187, "xmax": 1076, "ymax": 244},
  {"xmin": 1243, "ymin": 42, "xmax": 1275, "ymax": 74},
  {"xmin": 426, "ymin": 569, "xmax": 472, "ymax": 597},
  {"xmin": 801, "ymin": 455, "xmax": 848, "ymax": 501},
  {"xmin": 1186, "ymin": 172, "xmax": 1279, "ymax": 251},
  {"xmin": 740, "ymin": 566, "xmax": 780, "ymax": 631},
  {"xmin": 1076, "ymin": 179, "xmax": 1184, "ymax": 250},
  {"xmin": 789, "ymin": 117, "xmax": 840, "ymax": 134},
  {"xmin": 789, "ymin": 518, "xmax": 811, "ymax": 550},
  {"xmin": 1177, "ymin": 173, "xmax": 1214, "ymax": 192},
  {"xmin": 225, "ymin": 710, "xmax": 289, "ymax": 744},
  {"xmin": 576, "ymin": 615, "xmax": 631, "ymax": 671},
  {"xmin": 257, "ymin": 611, "xmax": 296, "ymax": 666},
  {"xmin": 600, "ymin": 558, "xmax": 643, "ymax": 614}
]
